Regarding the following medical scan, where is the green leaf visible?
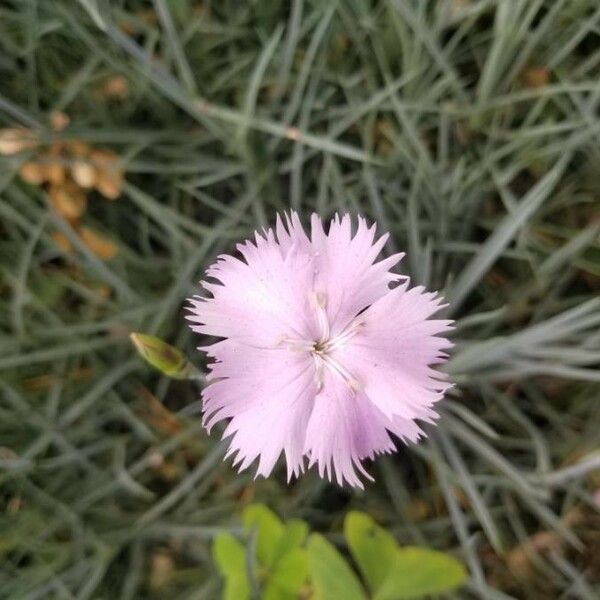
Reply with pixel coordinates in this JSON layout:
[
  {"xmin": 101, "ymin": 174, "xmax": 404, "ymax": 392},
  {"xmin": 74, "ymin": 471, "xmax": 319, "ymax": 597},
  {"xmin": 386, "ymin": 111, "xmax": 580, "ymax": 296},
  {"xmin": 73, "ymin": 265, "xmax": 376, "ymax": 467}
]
[
  {"xmin": 272, "ymin": 519, "xmax": 309, "ymax": 564},
  {"xmin": 263, "ymin": 548, "xmax": 309, "ymax": 600},
  {"xmin": 306, "ymin": 534, "xmax": 366, "ymax": 600},
  {"xmin": 375, "ymin": 547, "xmax": 467, "ymax": 600},
  {"xmin": 243, "ymin": 504, "xmax": 285, "ymax": 568},
  {"xmin": 344, "ymin": 511, "xmax": 398, "ymax": 594},
  {"xmin": 212, "ymin": 533, "xmax": 250, "ymax": 600}
]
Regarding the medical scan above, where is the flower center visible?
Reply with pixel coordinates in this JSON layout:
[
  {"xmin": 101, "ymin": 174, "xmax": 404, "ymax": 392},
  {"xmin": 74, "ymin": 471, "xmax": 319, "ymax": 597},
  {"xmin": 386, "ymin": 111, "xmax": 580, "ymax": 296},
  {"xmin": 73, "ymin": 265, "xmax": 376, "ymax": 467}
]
[
  {"xmin": 277, "ymin": 292, "xmax": 362, "ymax": 394},
  {"xmin": 312, "ymin": 340, "xmax": 327, "ymax": 354}
]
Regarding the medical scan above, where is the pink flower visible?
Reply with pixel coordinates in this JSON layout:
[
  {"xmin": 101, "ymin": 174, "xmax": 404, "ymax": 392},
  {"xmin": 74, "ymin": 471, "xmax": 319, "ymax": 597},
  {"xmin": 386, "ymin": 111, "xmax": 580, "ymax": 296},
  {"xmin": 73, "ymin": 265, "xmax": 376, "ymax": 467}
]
[{"xmin": 186, "ymin": 213, "xmax": 453, "ymax": 488}]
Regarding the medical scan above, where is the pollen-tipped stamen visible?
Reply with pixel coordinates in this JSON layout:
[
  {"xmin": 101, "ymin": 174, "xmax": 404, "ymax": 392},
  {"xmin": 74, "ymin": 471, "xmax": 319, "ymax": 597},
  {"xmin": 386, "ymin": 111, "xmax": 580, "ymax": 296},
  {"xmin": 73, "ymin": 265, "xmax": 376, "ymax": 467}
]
[
  {"xmin": 322, "ymin": 320, "xmax": 364, "ymax": 352},
  {"xmin": 319, "ymin": 353, "xmax": 361, "ymax": 395}
]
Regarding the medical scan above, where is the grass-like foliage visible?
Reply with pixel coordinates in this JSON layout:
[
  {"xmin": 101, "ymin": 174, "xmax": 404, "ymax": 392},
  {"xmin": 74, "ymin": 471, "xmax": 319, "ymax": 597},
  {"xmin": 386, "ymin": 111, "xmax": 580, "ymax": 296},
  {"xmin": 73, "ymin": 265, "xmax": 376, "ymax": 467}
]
[{"xmin": 1, "ymin": 1, "xmax": 599, "ymax": 598}]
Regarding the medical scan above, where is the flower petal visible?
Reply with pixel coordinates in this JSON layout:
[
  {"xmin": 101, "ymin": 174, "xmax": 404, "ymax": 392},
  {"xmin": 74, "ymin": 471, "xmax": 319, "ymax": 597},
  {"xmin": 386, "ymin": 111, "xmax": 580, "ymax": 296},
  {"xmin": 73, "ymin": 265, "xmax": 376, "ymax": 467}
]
[
  {"xmin": 303, "ymin": 370, "xmax": 398, "ymax": 488},
  {"xmin": 275, "ymin": 212, "xmax": 310, "ymax": 255},
  {"xmin": 203, "ymin": 341, "xmax": 316, "ymax": 480},
  {"xmin": 186, "ymin": 228, "xmax": 317, "ymax": 346},
  {"xmin": 310, "ymin": 214, "xmax": 404, "ymax": 334},
  {"xmin": 333, "ymin": 281, "xmax": 453, "ymax": 422}
]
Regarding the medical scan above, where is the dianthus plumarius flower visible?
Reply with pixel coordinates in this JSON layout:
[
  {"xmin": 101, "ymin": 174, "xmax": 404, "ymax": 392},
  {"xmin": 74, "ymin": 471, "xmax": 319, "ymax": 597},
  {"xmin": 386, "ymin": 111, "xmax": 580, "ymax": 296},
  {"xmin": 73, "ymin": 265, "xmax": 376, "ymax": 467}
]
[{"xmin": 186, "ymin": 213, "xmax": 453, "ymax": 488}]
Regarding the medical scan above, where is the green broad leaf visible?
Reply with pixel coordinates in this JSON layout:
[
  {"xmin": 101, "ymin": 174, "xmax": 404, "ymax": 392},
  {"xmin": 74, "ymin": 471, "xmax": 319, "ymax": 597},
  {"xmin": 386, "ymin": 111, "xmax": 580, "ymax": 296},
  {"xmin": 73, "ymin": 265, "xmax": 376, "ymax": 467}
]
[
  {"xmin": 263, "ymin": 548, "xmax": 309, "ymax": 600},
  {"xmin": 375, "ymin": 547, "xmax": 467, "ymax": 600},
  {"xmin": 243, "ymin": 504, "xmax": 285, "ymax": 568},
  {"xmin": 306, "ymin": 534, "xmax": 366, "ymax": 600},
  {"xmin": 271, "ymin": 519, "xmax": 309, "ymax": 564},
  {"xmin": 344, "ymin": 511, "xmax": 398, "ymax": 594},
  {"xmin": 212, "ymin": 533, "xmax": 250, "ymax": 600}
]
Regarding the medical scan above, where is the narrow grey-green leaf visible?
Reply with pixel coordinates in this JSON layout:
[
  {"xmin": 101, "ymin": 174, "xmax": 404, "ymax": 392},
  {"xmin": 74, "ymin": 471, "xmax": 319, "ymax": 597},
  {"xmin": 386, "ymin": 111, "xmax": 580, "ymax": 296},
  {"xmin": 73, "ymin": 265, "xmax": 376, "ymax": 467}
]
[{"xmin": 447, "ymin": 153, "xmax": 570, "ymax": 314}]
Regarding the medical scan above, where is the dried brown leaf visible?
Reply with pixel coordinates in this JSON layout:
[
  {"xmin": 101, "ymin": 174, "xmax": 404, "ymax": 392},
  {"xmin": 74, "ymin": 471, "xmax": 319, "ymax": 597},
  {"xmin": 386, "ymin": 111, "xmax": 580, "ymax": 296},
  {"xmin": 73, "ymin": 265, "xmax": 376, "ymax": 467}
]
[
  {"xmin": 19, "ymin": 162, "xmax": 48, "ymax": 185},
  {"xmin": 50, "ymin": 111, "xmax": 70, "ymax": 132},
  {"xmin": 90, "ymin": 150, "xmax": 123, "ymax": 199},
  {"xmin": 50, "ymin": 231, "xmax": 73, "ymax": 253},
  {"xmin": 49, "ymin": 183, "xmax": 87, "ymax": 221},
  {"xmin": 135, "ymin": 387, "xmax": 182, "ymax": 435},
  {"xmin": 100, "ymin": 75, "xmax": 129, "ymax": 98},
  {"xmin": 521, "ymin": 67, "xmax": 550, "ymax": 89},
  {"xmin": 71, "ymin": 160, "xmax": 97, "ymax": 188},
  {"xmin": 149, "ymin": 551, "xmax": 174, "ymax": 591},
  {"xmin": 78, "ymin": 226, "xmax": 119, "ymax": 260},
  {"xmin": 0, "ymin": 128, "xmax": 37, "ymax": 155},
  {"xmin": 67, "ymin": 140, "xmax": 91, "ymax": 157}
]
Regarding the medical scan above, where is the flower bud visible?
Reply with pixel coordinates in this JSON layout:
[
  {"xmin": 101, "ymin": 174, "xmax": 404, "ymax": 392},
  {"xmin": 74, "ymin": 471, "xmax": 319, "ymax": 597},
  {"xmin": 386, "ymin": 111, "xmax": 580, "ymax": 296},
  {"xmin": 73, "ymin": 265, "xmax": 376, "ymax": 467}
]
[{"xmin": 130, "ymin": 333, "xmax": 199, "ymax": 379}]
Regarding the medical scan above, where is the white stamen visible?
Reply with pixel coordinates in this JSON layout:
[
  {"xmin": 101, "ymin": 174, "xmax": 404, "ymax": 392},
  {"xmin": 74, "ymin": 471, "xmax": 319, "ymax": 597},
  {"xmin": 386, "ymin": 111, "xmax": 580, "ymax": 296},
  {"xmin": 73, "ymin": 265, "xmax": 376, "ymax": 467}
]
[
  {"xmin": 313, "ymin": 356, "xmax": 324, "ymax": 392},
  {"xmin": 323, "ymin": 320, "xmax": 363, "ymax": 352},
  {"xmin": 275, "ymin": 293, "xmax": 363, "ymax": 393},
  {"xmin": 274, "ymin": 336, "xmax": 314, "ymax": 352},
  {"xmin": 319, "ymin": 353, "xmax": 362, "ymax": 395},
  {"xmin": 309, "ymin": 291, "xmax": 330, "ymax": 341}
]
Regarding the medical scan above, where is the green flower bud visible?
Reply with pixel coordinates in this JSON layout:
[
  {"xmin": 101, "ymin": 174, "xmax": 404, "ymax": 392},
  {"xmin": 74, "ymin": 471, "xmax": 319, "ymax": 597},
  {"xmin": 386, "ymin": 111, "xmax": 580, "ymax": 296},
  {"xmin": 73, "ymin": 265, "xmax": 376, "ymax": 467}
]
[{"xmin": 130, "ymin": 333, "xmax": 200, "ymax": 380}]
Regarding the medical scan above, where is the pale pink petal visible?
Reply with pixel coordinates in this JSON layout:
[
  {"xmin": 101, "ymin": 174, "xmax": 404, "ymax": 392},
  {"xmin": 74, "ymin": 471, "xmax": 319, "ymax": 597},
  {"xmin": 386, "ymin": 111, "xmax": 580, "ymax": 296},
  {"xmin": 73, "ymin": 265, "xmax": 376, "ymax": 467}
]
[
  {"xmin": 275, "ymin": 212, "xmax": 310, "ymax": 255},
  {"xmin": 303, "ymin": 370, "xmax": 398, "ymax": 488},
  {"xmin": 310, "ymin": 213, "xmax": 404, "ymax": 334},
  {"xmin": 334, "ymin": 281, "xmax": 453, "ymax": 422},
  {"xmin": 387, "ymin": 414, "xmax": 429, "ymax": 444},
  {"xmin": 204, "ymin": 341, "xmax": 316, "ymax": 479},
  {"xmin": 186, "ymin": 229, "xmax": 318, "ymax": 346}
]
